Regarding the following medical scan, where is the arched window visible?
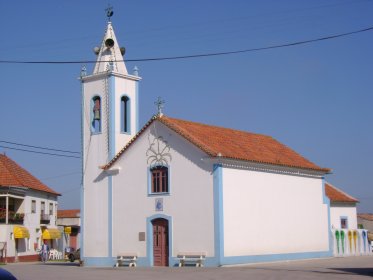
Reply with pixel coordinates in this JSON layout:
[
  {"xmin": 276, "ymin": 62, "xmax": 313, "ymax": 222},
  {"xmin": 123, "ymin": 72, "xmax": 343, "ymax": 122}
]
[
  {"xmin": 151, "ymin": 166, "xmax": 168, "ymax": 193},
  {"xmin": 92, "ymin": 96, "xmax": 101, "ymax": 133},
  {"xmin": 121, "ymin": 96, "xmax": 130, "ymax": 133}
]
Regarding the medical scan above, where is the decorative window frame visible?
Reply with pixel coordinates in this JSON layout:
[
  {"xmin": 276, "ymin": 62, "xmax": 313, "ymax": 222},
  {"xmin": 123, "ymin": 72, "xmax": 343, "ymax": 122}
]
[
  {"xmin": 147, "ymin": 165, "xmax": 171, "ymax": 196},
  {"xmin": 120, "ymin": 95, "xmax": 131, "ymax": 134},
  {"xmin": 91, "ymin": 95, "xmax": 102, "ymax": 134}
]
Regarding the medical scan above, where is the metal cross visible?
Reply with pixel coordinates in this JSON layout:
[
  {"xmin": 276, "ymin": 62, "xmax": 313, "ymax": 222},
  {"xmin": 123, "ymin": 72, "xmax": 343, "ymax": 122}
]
[
  {"xmin": 154, "ymin": 97, "xmax": 165, "ymax": 116},
  {"xmin": 106, "ymin": 4, "xmax": 114, "ymax": 21}
]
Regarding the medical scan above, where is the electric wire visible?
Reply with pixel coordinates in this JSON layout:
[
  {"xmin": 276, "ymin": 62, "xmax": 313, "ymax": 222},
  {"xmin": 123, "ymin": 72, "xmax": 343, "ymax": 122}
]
[
  {"xmin": 0, "ymin": 140, "xmax": 80, "ymax": 154},
  {"xmin": 0, "ymin": 25, "xmax": 372, "ymax": 64},
  {"xmin": 0, "ymin": 145, "xmax": 81, "ymax": 159}
]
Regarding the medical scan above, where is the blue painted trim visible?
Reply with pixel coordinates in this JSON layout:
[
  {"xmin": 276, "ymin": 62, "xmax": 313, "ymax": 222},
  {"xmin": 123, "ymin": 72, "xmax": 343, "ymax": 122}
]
[
  {"xmin": 146, "ymin": 214, "xmax": 173, "ymax": 267},
  {"xmin": 147, "ymin": 165, "xmax": 171, "ymax": 196},
  {"xmin": 213, "ymin": 164, "xmax": 224, "ymax": 266},
  {"xmin": 109, "ymin": 75, "xmax": 115, "ymax": 159},
  {"xmin": 80, "ymin": 80, "xmax": 85, "ymax": 259},
  {"xmin": 322, "ymin": 179, "xmax": 333, "ymax": 254},
  {"xmin": 108, "ymin": 75, "xmax": 115, "ymax": 259},
  {"xmin": 83, "ymin": 257, "xmax": 116, "ymax": 267},
  {"xmin": 120, "ymin": 95, "xmax": 131, "ymax": 134},
  {"xmin": 135, "ymin": 80, "xmax": 139, "ymax": 133},
  {"xmin": 220, "ymin": 250, "xmax": 332, "ymax": 266},
  {"xmin": 108, "ymin": 175, "xmax": 113, "ymax": 258}
]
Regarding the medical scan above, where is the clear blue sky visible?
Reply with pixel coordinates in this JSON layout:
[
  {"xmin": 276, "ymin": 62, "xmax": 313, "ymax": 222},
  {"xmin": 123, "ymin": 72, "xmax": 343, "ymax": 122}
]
[{"xmin": 1, "ymin": 0, "xmax": 372, "ymax": 212}]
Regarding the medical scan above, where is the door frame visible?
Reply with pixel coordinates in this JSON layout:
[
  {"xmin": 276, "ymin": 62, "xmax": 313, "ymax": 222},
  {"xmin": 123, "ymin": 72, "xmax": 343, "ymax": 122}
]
[{"xmin": 146, "ymin": 214, "xmax": 173, "ymax": 267}]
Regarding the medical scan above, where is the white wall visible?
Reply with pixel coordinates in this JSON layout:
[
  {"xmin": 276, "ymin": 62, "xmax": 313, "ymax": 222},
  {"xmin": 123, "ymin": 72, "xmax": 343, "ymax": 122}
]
[
  {"xmin": 330, "ymin": 204, "xmax": 357, "ymax": 229},
  {"xmin": 222, "ymin": 167, "xmax": 329, "ymax": 256},
  {"xmin": 111, "ymin": 121, "xmax": 215, "ymax": 258}
]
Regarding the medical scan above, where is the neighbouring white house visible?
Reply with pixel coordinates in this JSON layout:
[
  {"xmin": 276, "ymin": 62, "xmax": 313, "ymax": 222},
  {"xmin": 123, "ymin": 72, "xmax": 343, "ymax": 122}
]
[
  {"xmin": 57, "ymin": 209, "xmax": 81, "ymax": 253},
  {"xmin": 0, "ymin": 154, "xmax": 62, "ymax": 262},
  {"xmin": 325, "ymin": 182, "xmax": 370, "ymax": 256},
  {"xmin": 357, "ymin": 213, "xmax": 373, "ymax": 251},
  {"xmin": 80, "ymin": 18, "xmax": 355, "ymax": 267}
]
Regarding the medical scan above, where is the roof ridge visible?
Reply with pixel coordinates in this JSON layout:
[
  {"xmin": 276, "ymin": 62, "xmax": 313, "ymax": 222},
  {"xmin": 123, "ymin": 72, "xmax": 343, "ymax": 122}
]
[{"xmin": 163, "ymin": 116, "xmax": 272, "ymax": 138}]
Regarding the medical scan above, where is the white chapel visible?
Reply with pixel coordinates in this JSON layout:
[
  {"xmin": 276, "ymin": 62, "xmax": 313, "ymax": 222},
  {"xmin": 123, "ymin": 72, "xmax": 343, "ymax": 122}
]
[{"xmin": 80, "ymin": 17, "xmax": 370, "ymax": 267}]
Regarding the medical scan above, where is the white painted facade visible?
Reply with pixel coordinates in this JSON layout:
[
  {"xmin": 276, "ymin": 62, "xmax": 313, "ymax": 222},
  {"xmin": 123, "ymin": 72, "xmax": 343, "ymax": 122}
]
[
  {"xmin": 110, "ymin": 123, "xmax": 215, "ymax": 262},
  {"xmin": 222, "ymin": 168, "xmax": 329, "ymax": 257}
]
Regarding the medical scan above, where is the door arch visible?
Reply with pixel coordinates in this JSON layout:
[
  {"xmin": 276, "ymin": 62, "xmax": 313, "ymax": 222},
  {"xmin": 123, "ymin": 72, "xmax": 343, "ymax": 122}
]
[{"xmin": 152, "ymin": 218, "xmax": 169, "ymax": 266}]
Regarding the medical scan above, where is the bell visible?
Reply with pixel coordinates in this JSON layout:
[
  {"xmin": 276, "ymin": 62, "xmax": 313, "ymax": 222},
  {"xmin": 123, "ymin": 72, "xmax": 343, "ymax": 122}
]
[
  {"xmin": 105, "ymin": 38, "xmax": 115, "ymax": 48},
  {"xmin": 94, "ymin": 109, "xmax": 100, "ymax": 120}
]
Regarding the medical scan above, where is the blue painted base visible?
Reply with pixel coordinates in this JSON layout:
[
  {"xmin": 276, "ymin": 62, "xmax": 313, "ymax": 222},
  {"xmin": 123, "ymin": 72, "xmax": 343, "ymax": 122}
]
[
  {"xmin": 220, "ymin": 250, "xmax": 333, "ymax": 266},
  {"xmin": 83, "ymin": 257, "xmax": 116, "ymax": 267},
  {"xmin": 83, "ymin": 250, "xmax": 332, "ymax": 267}
]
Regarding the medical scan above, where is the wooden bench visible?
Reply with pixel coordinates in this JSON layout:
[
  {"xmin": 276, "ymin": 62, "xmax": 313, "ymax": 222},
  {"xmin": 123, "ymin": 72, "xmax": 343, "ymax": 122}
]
[
  {"xmin": 115, "ymin": 254, "xmax": 137, "ymax": 267},
  {"xmin": 177, "ymin": 252, "xmax": 206, "ymax": 267}
]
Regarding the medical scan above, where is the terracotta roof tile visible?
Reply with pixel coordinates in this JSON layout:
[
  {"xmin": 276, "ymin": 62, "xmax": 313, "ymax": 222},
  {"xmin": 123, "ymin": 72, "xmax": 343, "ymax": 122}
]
[
  {"xmin": 104, "ymin": 115, "xmax": 330, "ymax": 173},
  {"xmin": 357, "ymin": 213, "xmax": 373, "ymax": 221},
  {"xmin": 325, "ymin": 182, "xmax": 358, "ymax": 203},
  {"xmin": 159, "ymin": 116, "xmax": 330, "ymax": 172},
  {"xmin": 57, "ymin": 209, "xmax": 80, "ymax": 218},
  {"xmin": 0, "ymin": 154, "xmax": 60, "ymax": 195}
]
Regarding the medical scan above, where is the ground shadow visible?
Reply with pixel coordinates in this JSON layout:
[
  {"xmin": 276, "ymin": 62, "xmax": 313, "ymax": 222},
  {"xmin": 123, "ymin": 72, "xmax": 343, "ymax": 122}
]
[
  {"xmin": 38, "ymin": 261, "xmax": 80, "ymax": 267},
  {"xmin": 331, "ymin": 268, "xmax": 373, "ymax": 277}
]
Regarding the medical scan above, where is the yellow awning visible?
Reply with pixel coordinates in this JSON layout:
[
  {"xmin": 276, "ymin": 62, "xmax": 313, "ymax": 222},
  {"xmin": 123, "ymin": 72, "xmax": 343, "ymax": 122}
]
[
  {"xmin": 42, "ymin": 228, "xmax": 61, "ymax": 239},
  {"xmin": 64, "ymin": 226, "xmax": 71, "ymax": 234},
  {"xmin": 14, "ymin": 226, "xmax": 30, "ymax": 239}
]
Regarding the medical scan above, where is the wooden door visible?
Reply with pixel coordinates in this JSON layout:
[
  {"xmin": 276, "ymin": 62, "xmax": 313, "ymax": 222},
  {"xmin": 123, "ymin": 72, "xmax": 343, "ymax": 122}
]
[{"xmin": 152, "ymin": 219, "xmax": 169, "ymax": 266}]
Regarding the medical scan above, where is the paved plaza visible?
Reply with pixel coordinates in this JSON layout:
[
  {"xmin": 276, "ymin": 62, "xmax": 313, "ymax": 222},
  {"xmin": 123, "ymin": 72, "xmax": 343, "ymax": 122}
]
[{"xmin": 4, "ymin": 256, "xmax": 373, "ymax": 280}]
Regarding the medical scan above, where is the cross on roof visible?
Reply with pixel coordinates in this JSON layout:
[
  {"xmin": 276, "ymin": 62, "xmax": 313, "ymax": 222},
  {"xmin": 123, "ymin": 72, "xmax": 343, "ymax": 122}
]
[
  {"xmin": 154, "ymin": 97, "xmax": 165, "ymax": 116},
  {"xmin": 106, "ymin": 4, "xmax": 114, "ymax": 21}
]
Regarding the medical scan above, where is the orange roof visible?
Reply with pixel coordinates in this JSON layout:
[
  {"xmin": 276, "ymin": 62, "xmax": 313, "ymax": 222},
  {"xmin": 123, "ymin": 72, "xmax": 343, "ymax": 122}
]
[
  {"xmin": 57, "ymin": 209, "xmax": 80, "ymax": 218},
  {"xmin": 104, "ymin": 115, "xmax": 330, "ymax": 173},
  {"xmin": 0, "ymin": 154, "xmax": 60, "ymax": 195},
  {"xmin": 325, "ymin": 182, "xmax": 358, "ymax": 203},
  {"xmin": 357, "ymin": 213, "xmax": 373, "ymax": 221}
]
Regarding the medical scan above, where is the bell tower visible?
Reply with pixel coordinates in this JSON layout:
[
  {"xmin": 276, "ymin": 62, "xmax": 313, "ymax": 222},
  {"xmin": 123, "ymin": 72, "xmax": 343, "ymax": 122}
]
[{"xmin": 80, "ymin": 10, "xmax": 141, "ymax": 265}]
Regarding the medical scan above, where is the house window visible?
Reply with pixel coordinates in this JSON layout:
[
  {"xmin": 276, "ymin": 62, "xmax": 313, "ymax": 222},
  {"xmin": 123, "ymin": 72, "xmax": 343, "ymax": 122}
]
[
  {"xmin": 31, "ymin": 200, "xmax": 36, "ymax": 213},
  {"xmin": 49, "ymin": 203, "xmax": 53, "ymax": 216},
  {"xmin": 341, "ymin": 217, "xmax": 348, "ymax": 229},
  {"xmin": 92, "ymin": 96, "xmax": 101, "ymax": 133},
  {"xmin": 121, "ymin": 96, "xmax": 130, "ymax": 133},
  {"xmin": 41, "ymin": 201, "xmax": 45, "ymax": 215},
  {"xmin": 151, "ymin": 166, "xmax": 168, "ymax": 193}
]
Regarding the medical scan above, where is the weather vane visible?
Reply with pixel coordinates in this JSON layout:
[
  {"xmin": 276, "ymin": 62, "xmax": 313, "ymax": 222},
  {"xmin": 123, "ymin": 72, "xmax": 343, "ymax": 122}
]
[
  {"xmin": 106, "ymin": 4, "xmax": 114, "ymax": 21},
  {"xmin": 154, "ymin": 97, "xmax": 165, "ymax": 116}
]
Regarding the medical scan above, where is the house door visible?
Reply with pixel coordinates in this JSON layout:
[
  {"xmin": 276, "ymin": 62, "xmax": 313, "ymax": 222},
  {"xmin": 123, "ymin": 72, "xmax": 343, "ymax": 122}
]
[
  {"xmin": 70, "ymin": 234, "xmax": 77, "ymax": 249},
  {"xmin": 152, "ymin": 218, "xmax": 169, "ymax": 266}
]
